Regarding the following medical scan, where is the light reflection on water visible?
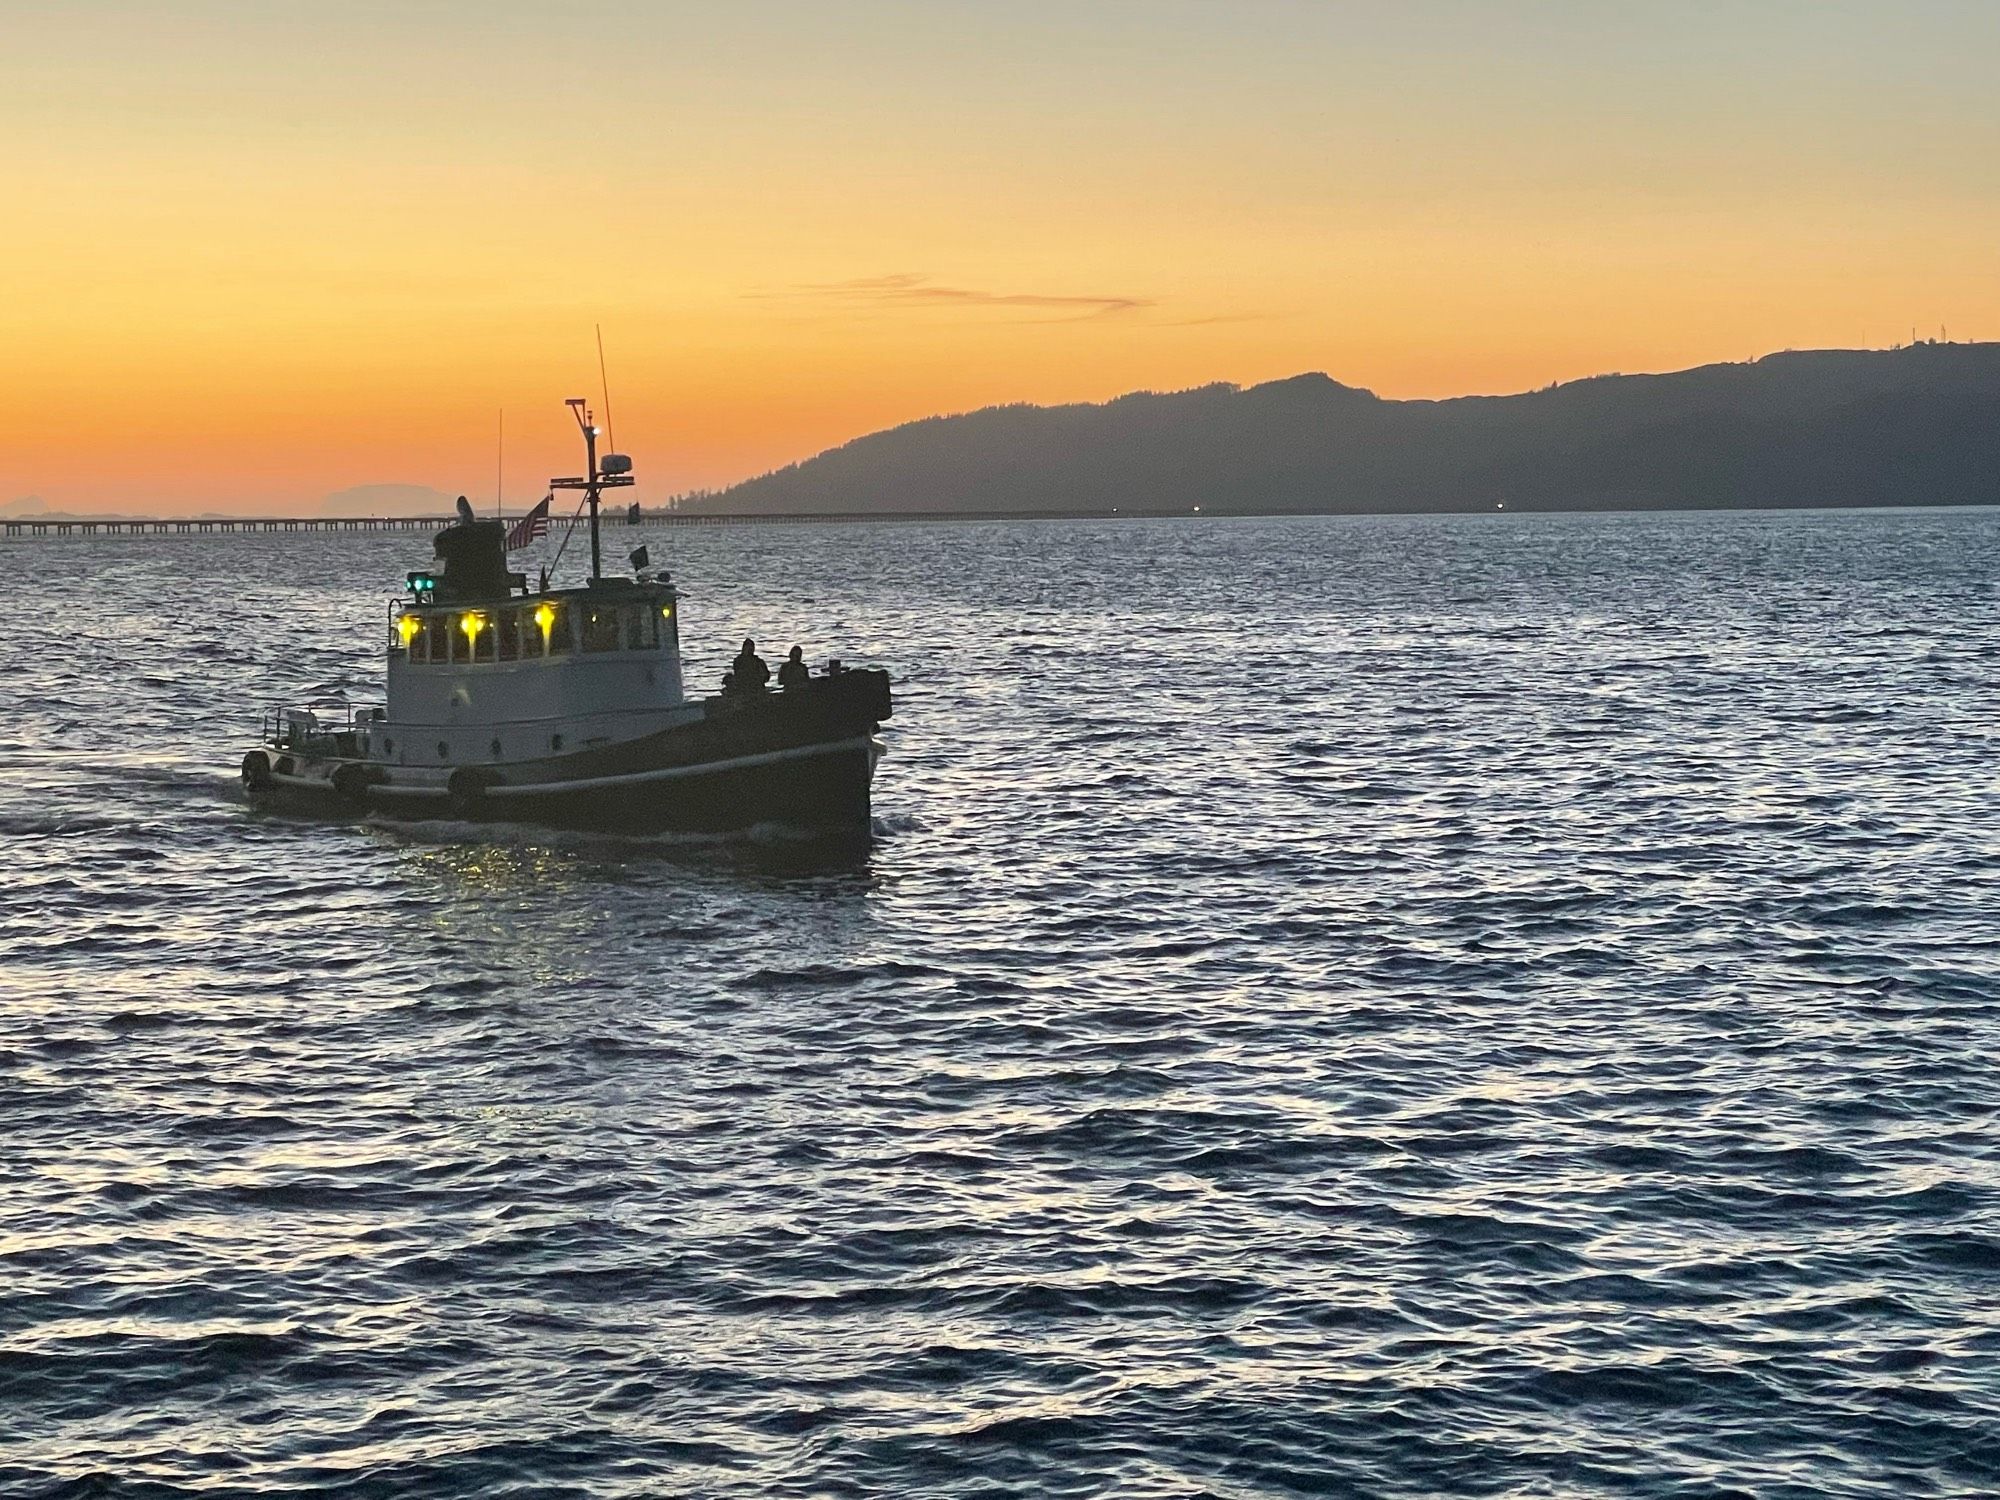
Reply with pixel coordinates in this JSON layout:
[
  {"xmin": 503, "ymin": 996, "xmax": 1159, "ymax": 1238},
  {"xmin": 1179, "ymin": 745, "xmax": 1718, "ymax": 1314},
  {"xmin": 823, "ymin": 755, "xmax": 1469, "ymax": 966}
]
[{"xmin": 1, "ymin": 509, "xmax": 1997, "ymax": 1496}]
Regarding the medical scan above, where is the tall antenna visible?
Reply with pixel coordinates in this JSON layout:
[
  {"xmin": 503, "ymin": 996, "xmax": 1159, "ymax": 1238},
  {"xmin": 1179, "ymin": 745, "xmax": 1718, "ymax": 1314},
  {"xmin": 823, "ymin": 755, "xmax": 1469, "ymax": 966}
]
[
  {"xmin": 495, "ymin": 408, "xmax": 504, "ymax": 517},
  {"xmin": 596, "ymin": 325, "xmax": 616, "ymax": 454}
]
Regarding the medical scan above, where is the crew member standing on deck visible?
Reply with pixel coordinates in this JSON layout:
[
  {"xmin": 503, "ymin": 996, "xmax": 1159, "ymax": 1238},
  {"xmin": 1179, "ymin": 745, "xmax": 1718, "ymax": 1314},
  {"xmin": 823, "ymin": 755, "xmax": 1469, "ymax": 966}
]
[{"xmin": 778, "ymin": 646, "xmax": 810, "ymax": 690}]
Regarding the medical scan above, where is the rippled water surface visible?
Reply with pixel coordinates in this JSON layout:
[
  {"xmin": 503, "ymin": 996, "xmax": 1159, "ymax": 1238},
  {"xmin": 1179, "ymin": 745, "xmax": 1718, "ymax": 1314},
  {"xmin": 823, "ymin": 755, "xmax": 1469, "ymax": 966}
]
[{"xmin": 3, "ymin": 509, "xmax": 1998, "ymax": 1498}]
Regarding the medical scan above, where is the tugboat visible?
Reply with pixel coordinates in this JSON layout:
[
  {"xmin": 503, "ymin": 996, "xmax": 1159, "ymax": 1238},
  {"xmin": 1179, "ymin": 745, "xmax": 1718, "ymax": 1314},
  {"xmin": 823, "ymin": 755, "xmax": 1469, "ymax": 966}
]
[{"xmin": 241, "ymin": 399, "xmax": 891, "ymax": 834}]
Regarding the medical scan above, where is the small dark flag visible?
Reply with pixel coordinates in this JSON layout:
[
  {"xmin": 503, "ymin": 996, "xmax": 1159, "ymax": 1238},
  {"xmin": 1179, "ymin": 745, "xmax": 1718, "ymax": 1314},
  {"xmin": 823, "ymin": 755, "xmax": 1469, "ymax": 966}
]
[
  {"xmin": 505, "ymin": 494, "xmax": 552, "ymax": 551},
  {"xmin": 629, "ymin": 545, "xmax": 650, "ymax": 571}
]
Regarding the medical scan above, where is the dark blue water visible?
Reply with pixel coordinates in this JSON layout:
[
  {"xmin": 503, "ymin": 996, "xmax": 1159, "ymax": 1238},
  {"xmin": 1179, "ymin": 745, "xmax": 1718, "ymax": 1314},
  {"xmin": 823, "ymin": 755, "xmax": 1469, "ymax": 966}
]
[{"xmin": 2, "ymin": 509, "xmax": 1997, "ymax": 1498}]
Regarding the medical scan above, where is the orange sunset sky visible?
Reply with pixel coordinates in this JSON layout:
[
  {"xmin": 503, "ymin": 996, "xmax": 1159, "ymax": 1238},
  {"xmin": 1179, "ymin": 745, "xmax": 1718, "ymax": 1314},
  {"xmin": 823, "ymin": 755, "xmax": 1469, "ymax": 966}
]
[{"xmin": 4, "ymin": 1, "xmax": 1998, "ymax": 514}]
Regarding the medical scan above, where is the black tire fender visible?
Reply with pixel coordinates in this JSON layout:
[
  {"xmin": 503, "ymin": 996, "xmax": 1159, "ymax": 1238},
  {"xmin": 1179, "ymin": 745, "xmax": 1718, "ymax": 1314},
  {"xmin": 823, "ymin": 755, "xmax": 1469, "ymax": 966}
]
[
  {"xmin": 864, "ymin": 668, "xmax": 892, "ymax": 723},
  {"xmin": 331, "ymin": 763, "xmax": 370, "ymax": 803},
  {"xmin": 241, "ymin": 751, "xmax": 272, "ymax": 790},
  {"xmin": 447, "ymin": 768, "xmax": 490, "ymax": 819}
]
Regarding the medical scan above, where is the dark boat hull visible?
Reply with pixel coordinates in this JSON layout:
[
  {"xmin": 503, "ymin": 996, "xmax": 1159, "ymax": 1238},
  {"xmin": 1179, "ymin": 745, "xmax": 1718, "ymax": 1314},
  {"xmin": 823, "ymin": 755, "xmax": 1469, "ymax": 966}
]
[
  {"xmin": 245, "ymin": 670, "xmax": 890, "ymax": 837},
  {"xmin": 488, "ymin": 737, "xmax": 875, "ymax": 834}
]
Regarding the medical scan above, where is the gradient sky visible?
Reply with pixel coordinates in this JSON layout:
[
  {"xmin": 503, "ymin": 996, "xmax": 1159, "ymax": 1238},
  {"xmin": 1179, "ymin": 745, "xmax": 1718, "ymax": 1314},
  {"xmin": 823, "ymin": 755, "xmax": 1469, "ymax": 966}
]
[{"xmin": 5, "ymin": 1, "xmax": 1998, "ymax": 512}]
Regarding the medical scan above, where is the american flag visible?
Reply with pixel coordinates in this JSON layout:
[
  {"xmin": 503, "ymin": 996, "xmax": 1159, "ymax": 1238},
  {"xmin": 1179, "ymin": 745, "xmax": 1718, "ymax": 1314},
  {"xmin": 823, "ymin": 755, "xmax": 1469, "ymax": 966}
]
[{"xmin": 505, "ymin": 494, "xmax": 552, "ymax": 551}]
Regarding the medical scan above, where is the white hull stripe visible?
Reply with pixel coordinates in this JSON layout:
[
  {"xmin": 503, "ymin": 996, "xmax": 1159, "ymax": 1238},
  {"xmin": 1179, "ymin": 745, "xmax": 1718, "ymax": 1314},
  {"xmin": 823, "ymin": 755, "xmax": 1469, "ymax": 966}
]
[
  {"xmin": 290, "ymin": 736, "xmax": 884, "ymax": 804},
  {"xmin": 265, "ymin": 770, "xmax": 343, "ymax": 792},
  {"xmin": 485, "ymin": 734, "xmax": 878, "ymax": 797}
]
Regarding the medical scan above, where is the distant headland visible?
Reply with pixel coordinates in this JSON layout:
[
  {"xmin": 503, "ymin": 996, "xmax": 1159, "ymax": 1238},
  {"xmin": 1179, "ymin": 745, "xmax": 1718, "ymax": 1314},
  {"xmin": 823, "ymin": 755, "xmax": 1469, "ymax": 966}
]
[{"xmin": 685, "ymin": 343, "xmax": 2000, "ymax": 517}]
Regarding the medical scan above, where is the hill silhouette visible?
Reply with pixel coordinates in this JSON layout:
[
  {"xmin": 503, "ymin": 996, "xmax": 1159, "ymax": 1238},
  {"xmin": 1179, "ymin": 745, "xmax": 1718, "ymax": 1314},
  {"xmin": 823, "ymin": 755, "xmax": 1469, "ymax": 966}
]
[{"xmin": 693, "ymin": 344, "xmax": 2000, "ymax": 516}]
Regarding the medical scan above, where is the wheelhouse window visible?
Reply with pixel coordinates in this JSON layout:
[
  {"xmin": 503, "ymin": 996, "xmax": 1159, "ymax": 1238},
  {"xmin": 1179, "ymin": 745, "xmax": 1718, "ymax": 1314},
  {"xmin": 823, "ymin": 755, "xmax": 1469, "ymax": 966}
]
[
  {"xmin": 422, "ymin": 615, "xmax": 448, "ymax": 663},
  {"xmin": 456, "ymin": 611, "xmax": 495, "ymax": 663},
  {"xmin": 535, "ymin": 601, "xmax": 573, "ymax": 655},
  {"xmin": 624, "ymin": 604, "xmax": 658, "ymax": 650},
  {"xmin": 496, "ymin": 611, "xmax": 521, "ymax": 661},
  {"xmin": 583, "ymin": 607, "xmax": 620, "ymax": 653}
]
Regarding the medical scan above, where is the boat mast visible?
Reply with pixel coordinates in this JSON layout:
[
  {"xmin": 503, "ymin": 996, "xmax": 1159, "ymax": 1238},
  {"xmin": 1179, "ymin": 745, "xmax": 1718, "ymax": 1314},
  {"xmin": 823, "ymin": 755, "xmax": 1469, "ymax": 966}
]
[
  {"xmin": 549, "ymin": 396, "xmax": 632, "ymax": 584},
  {"xmin": 577, "ymin": 398, "xmax": 601, "ymax": 580}
]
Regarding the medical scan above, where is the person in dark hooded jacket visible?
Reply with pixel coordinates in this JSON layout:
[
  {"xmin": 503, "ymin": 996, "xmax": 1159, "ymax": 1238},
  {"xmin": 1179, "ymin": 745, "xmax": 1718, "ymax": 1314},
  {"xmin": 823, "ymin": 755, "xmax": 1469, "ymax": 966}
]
[{"xmin": 731, "ymin": 639, "xmax": 770, "ymax": 692}]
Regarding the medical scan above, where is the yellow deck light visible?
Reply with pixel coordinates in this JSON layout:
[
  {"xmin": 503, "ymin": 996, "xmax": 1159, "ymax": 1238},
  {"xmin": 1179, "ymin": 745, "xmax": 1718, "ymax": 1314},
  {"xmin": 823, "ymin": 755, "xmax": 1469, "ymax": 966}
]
[
  {"xmin": 460, "ymin": 612, "xmax": 486, "ymax": 652},
  {"xmin": 534, "ymin": 603, "xmax": 556, "ymax": 650},
  {"xmin": 396, "ymin": 614, "xmax": 421, "ymax": 648}
]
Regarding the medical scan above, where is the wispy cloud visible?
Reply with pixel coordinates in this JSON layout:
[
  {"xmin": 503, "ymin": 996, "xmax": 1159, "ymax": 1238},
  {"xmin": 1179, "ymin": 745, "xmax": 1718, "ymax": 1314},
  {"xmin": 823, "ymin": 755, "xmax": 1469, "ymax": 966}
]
[
  {"xmin": 756, "ymin": 272, "xmax": 1153, "ymax": 322},
  {"xmin": 1155, "ymin": 310, "xmax": 1291, "ymax": 327}
]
